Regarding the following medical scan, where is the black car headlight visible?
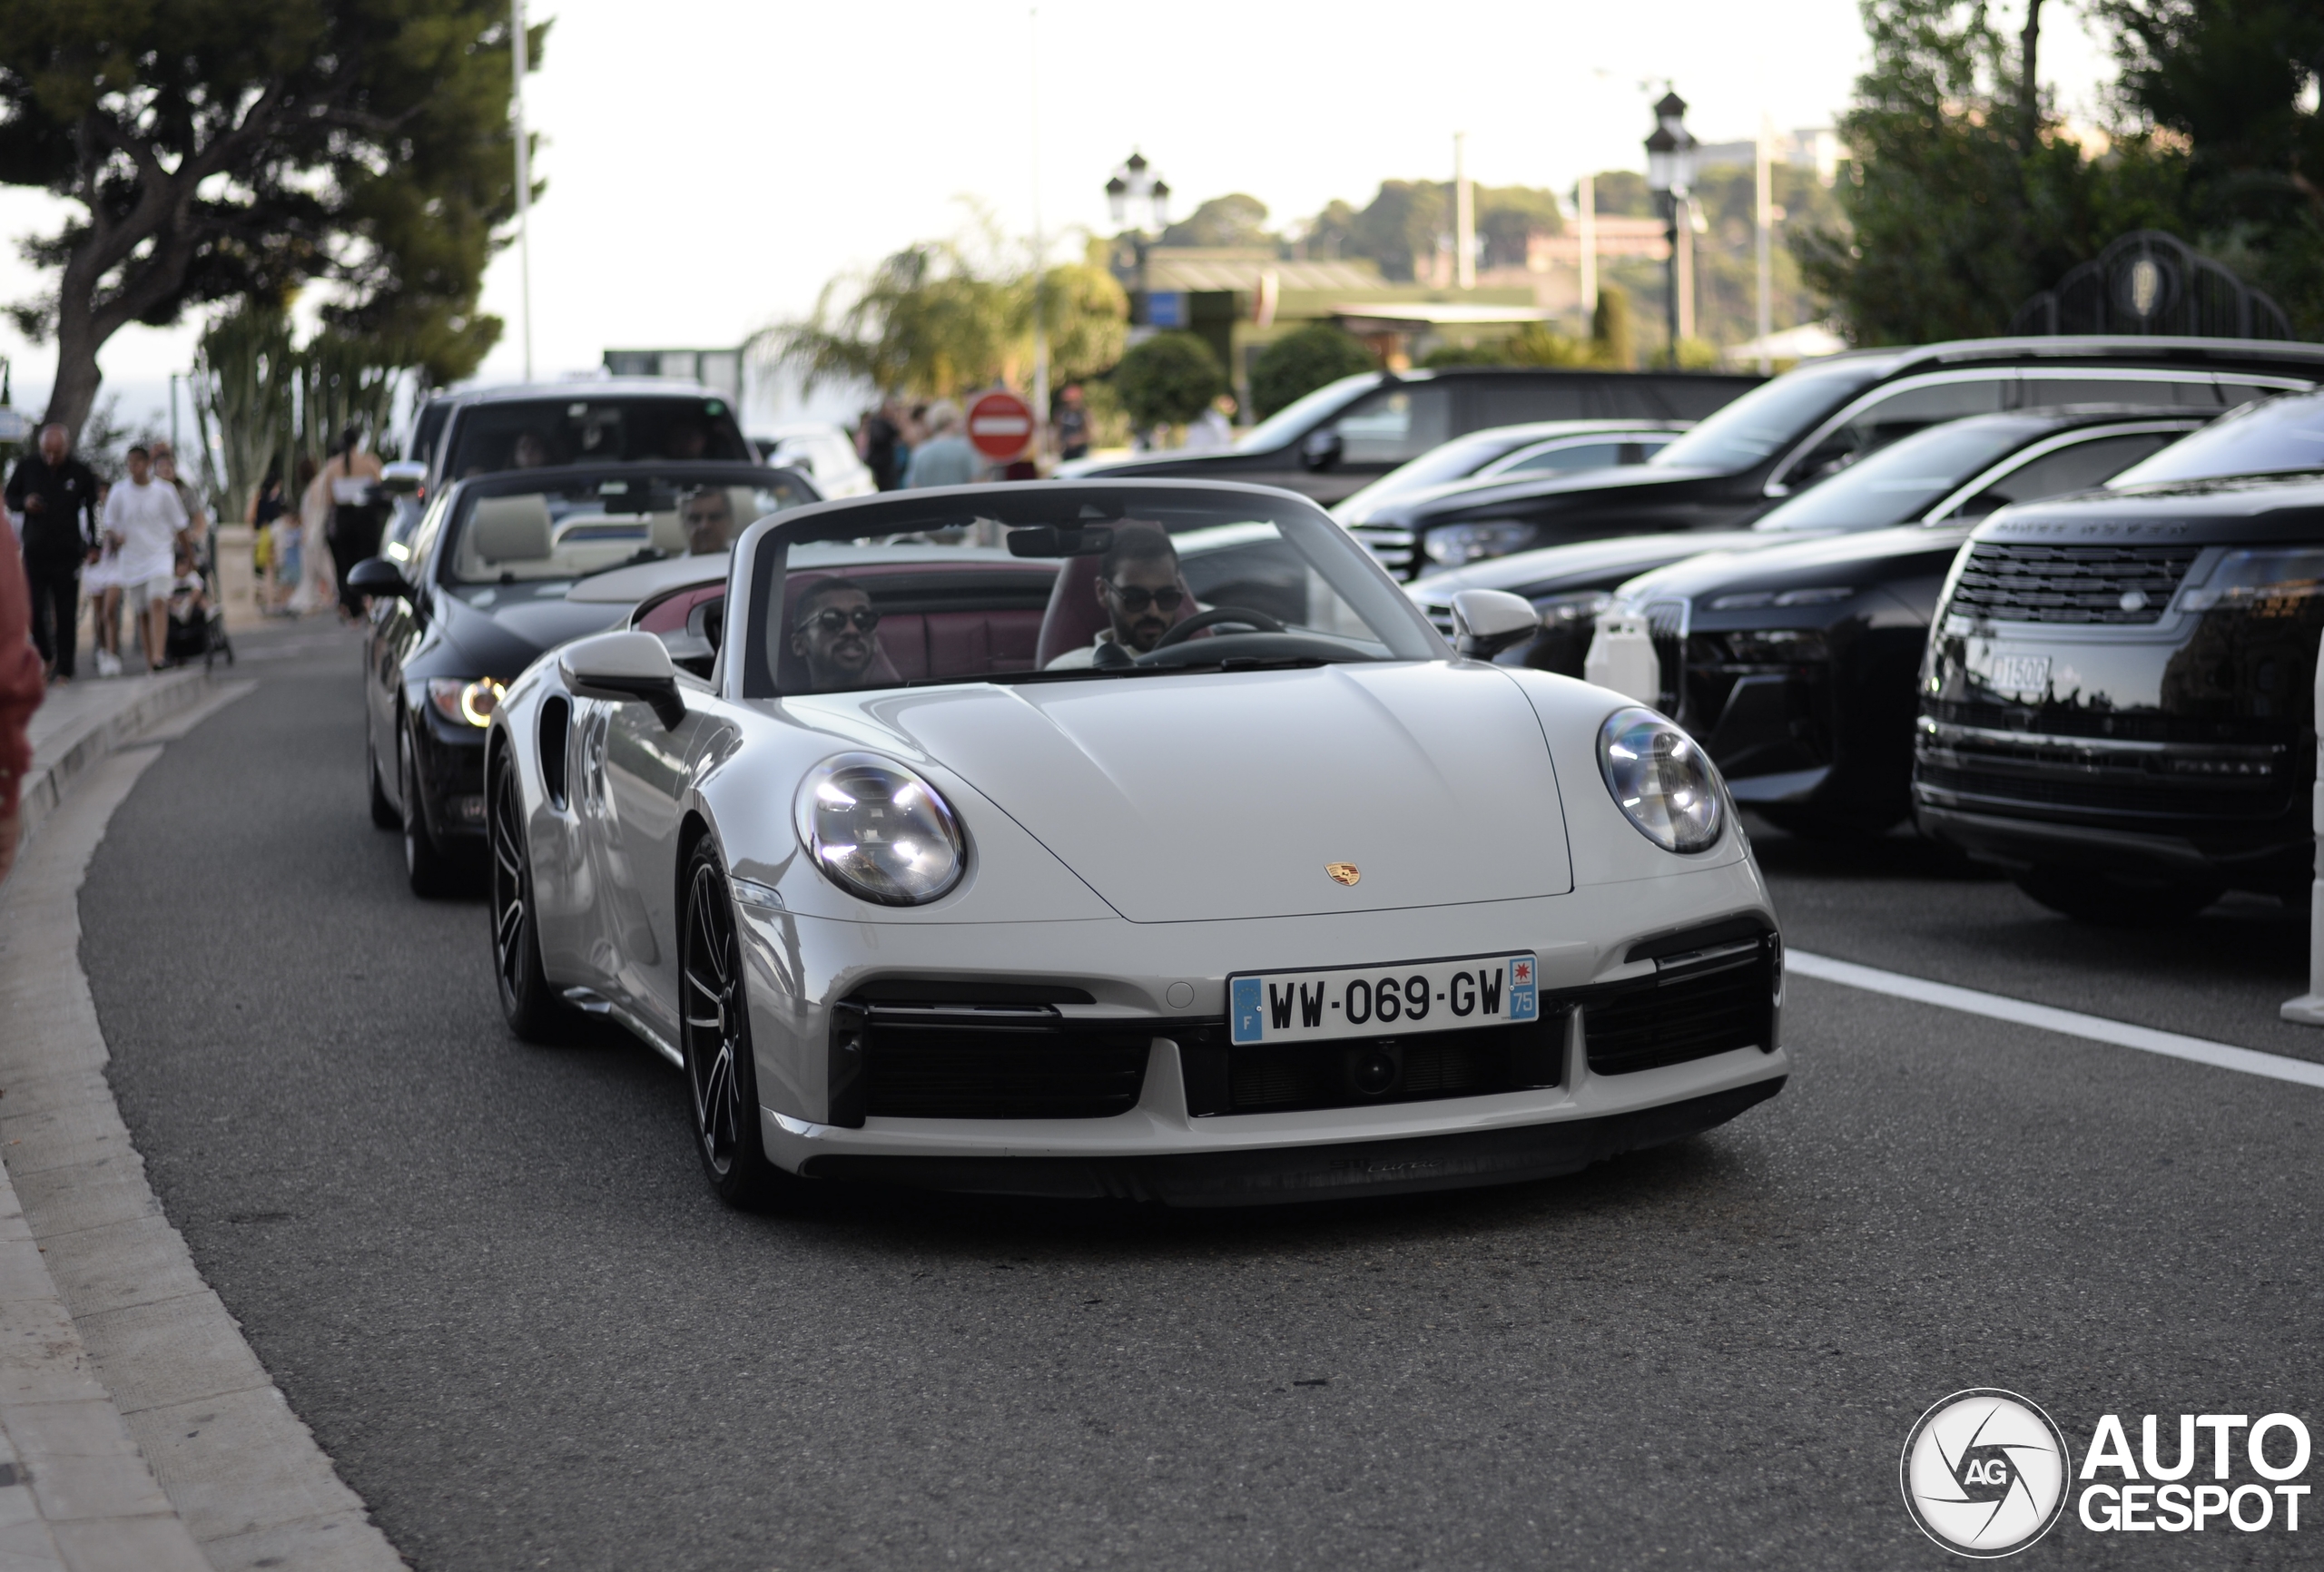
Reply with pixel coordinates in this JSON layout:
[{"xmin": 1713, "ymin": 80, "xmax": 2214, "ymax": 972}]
[
  {"xmin": 794, "ymin": 753, "xmax": 966, "ymax": 906},
  {"xmin": 427, "ymin": 677, "xmax": 505, "ymax": 728},
  {"xmin": 1599, "ymin": 707, "xmax": 1724, "ymax": 853},
  {"xmin": 1423, "ymin": 521, "xmax": 1536, "ymax": 567}
]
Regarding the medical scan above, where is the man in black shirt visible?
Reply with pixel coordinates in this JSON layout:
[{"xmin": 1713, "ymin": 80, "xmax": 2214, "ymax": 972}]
[{"xmin": 5, "ymin": 424, "xmax": 100, "ymax": 682}]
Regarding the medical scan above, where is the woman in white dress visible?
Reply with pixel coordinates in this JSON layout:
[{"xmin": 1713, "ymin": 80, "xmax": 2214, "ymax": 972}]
[
  {"xmin": 285, "ymin": 458, "xmax": 335, "ymax": 617},
  {"xmin": 80, "ymin": 501, "xmax": 122, "ymax": 675}
]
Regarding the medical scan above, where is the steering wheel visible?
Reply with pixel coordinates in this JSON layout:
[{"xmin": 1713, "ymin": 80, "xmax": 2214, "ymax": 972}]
[{"xmin": 1153, "ymin": 605, "xmax": 1285, "ymax": 648}]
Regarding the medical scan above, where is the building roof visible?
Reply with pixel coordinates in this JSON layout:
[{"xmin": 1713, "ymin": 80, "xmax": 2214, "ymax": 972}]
[
  {"xmin": 1329, "ymin": 301, "xmax": 1555, "ymax": 329},
  {"xmin": 1143, "ymin": 253, "xmax": 1384, "ymax": 292}
]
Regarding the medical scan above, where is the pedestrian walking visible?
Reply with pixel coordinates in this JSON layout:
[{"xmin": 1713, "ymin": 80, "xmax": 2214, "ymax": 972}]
[
  {"xmin": 320, "ymin": 427, "xmax": 386, "ymax": 620},
  {"xmin": 99, "ymin": 446, "xmax": 188, "ymax": 673},
  {"xmin": 3, "ymin": 423, "xmax": 100, "ymax": 683},
  {"xmin": 285, "ymin": 455, "xmax": 333, "ymax": 617},
  {"xmin": 1053, "ymin": 383, "xmax": 1090, "ymax": 461},
  {"xmin": 856, "ymin": 404, "xmax": 905, "ymax": 491},
  {"xmin": 0, "ymin": 523, "xmax": 42, "ymax": 884},
  {"xmin": 901, "ymin": 401, "xmax": 977, "ymax": 488}
]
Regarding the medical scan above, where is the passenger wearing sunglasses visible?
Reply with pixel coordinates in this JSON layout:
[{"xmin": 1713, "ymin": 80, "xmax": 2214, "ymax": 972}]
[
  {"xmin": 790, "ymin": 576, "xmax": 884, "ymax": 691},
  {"xmin": 1048, "ymin": 525, "xmax": 1187, "ymax": 670}
]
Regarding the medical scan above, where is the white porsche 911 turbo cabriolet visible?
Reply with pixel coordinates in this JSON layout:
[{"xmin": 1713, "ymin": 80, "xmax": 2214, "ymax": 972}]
[{"xmin": 484, "ymin": 479, "xmax": 1787, "ymax": 1207}]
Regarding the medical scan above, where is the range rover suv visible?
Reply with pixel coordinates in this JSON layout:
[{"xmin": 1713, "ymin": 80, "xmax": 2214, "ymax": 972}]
[{"xmin": 1915, "ymin": 390, "xmax": 2324, "ymax": 919}]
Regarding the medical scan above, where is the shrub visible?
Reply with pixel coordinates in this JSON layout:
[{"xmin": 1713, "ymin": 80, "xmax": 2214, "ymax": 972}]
[
  {"xmin": 1111, "ymin": 331, "xmax": 1227, "ymax": 429},
  {"xmin": 1250, "ymin": 324, "xmax": 1375, "ymax": 418}
]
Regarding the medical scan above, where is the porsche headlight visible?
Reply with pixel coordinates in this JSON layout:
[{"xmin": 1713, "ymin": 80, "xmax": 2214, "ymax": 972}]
[
  {"xmin": 1598, "ymin": 706, "xmax": 1724, "ymax": 853},
  {"xmin": 428, "ymin": 677, "xmax": 504, "ymax": 727},
  {"xmin": 793, "ymin": 753, "xmax": 965, "ymax": 906}
]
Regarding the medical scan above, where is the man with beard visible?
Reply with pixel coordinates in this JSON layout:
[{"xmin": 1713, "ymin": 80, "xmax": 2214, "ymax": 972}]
[
  {"xmin": 789, "ymin": 576, "xmax": 884, "ymax": 691},
  {"xmin": 1046, "ymin": 525, "xmax": 1187, "ymax": 669}
]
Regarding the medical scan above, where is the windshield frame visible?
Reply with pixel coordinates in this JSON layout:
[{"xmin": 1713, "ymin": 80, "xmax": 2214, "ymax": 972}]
[
  {"xmin": 1648, "ymin": 356, "xmax": 1886, "ymax": 474},
  {"xmin": 1232, "ymin": 372, "xmax": 1385, "ymax": 453},
  {"xmin": 425, "ymin": 461, "xmax": 814, "ymax": 592},
  {"xmin": 734, "ymin": 480, "xmax": 1448, "ymax": 701},
  {"xmin": 1747, "ymin": 414, "xmax": 2063, "ymax": 534}
]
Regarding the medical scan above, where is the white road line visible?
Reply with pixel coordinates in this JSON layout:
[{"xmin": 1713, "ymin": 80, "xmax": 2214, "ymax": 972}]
[{"xmin": 1787, "ymin": 949, "xmax": 2324, "ymax": 1091}]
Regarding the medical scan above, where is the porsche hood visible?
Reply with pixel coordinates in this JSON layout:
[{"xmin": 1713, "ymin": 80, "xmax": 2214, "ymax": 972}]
[{"xmin": 853, "ymin": 663, "xmax": 1575, "ymax": 922}]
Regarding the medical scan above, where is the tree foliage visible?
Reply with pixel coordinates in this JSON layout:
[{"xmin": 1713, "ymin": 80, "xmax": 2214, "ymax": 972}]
[
  {"xmin": 0, "ymin": 0, "xmax": 537, "ymax": 434},
  {"xmin": 1159, "ymin": 194, "xmax": 1271, "ymax": 249},
  {"xmin": 192, "ymin": 303, "xmax": 295, "ymax": 525},
  {"xmin": 766, "ymin": 231, "xmax": 1127, "ymax": 401},
  {"xmin": 1111, "ymin": 331, "xmax": 1226, "ymax": 430},
  {"xmin": 1250, "ymin": 324, "xmax": 1376, "ymax": 418},
  {"xmin": 2098, "ymin": 0, "xmax": 2324, "ymax": 334},
  {"xmin": 1797, "ymin": 0, "xmax": 2191, "ymax": 345}
]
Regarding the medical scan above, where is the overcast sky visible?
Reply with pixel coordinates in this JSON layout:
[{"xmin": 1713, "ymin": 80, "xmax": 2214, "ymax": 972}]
[{"xmin": 0, "ymin": 0, "xmax": 2118, "ymax": 430}]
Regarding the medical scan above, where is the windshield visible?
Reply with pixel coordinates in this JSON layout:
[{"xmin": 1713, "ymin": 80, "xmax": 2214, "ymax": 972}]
[
  {"xmin": 1649, "ymin": 358, "xmax": 1884, "ymax": 472},
  {"xmin": 442, "ymin": 470, "xmax": 812, "ymax": 588},
  {"xmin": 1751, "ymin": 418, "xmax": 2048, "ymax": 532},
  {"xmin": 2107, "ymin": 391, "xmax": 2324, "ymax": 486},
  {"xmin": 1234, "ymin": 372, "xmax": 1382, "ymax": 452},
  {"xmin": 445, "ymin": 395, "xmax": 753, "ymax": 479},
  {"xmin": 746, "ymin": 490, "xmax": 1440, "ymax": 697},
  {"xmin": 1332, "ymin": 427, "xmax": 1551, "ymax": 517}
]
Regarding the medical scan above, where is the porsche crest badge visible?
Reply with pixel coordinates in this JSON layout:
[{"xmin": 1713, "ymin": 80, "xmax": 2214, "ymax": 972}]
[{"xmin": 1325, "ymin": 862, "xmax": 1361, "ymax": 886}]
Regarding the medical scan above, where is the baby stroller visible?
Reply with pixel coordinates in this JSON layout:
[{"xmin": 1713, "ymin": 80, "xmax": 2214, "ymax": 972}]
[{"xmin": 164, "ymin": 529, "xmax": 236, "ymax": 670}]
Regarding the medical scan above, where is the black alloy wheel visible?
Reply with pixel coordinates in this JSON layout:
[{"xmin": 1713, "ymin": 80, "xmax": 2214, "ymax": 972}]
[
  {"xmin": 489, "ymin": 748, "xmax": 582, "ymax": 1043},
  {"xmin": 679, "ymin": 840, "xmax": 792, "ymax": 1209},
  {"xmin": 367, "ymin": 732, "xmax": 398, "ymax": 829},
  {"xmin": 399, "ymin": 722, "xmax": 464, "ymax": 898}
]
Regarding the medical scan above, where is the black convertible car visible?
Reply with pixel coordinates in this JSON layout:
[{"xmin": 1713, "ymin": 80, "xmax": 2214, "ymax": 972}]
[
  {"xmin": 350, "ymin": 461, "xmax": 814, "ymax": 893},
  {"xmin": 1351, "ymin": 336, "xmax": 2324, "ymax": 579},
  {"xmin": 1915, "ymin": 390, "xmax": 2324, "ymax": 919}
]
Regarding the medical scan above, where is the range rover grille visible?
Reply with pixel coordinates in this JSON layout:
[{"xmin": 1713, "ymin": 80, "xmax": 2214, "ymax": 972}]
[{"xmin": 1945, "ymin": 543, "xmax": 2199, "ymax": 625}]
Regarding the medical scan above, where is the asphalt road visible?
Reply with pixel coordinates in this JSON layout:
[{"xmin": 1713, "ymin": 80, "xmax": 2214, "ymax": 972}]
[{"xmin": 75, "ymin": 625, "xmax": 2324, "ymax": 1570}]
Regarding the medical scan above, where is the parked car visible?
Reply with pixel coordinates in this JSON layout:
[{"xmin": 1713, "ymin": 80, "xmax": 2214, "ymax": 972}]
[
  {"xmin": 753, "ymin": 421, "xmax": 878, "ymax": 498},
  {"xmin": 1411, "ymin": 406, "xmax": 2202, "ymax": 693},
  {"xmin": 1331, "ymin": 419, "xmax": 1690, "ymax": 535},
  {"xmin": 1054, "ymin": 367, "xmax": 1760, "ymax": 505},
  {"xmin": 1583, "ymin": 408, "xmax": 2207, "ymax": 837},
  {"xmin": 347, "ymin": 460, "xmax": 815, "ymax": 896},
  {"xmin": 1348, "ymin": 337, "xmax": 2324, "ymax": 579},
  {"xmin": 482, "ymin": 478, "xmax": 1787, "ymax": 1207},
  {"xmin": 1915, "ymin": 389, "xmax": 2324, "ymax": 919}
]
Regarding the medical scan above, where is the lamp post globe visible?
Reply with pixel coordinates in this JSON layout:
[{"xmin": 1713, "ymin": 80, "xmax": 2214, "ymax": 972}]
[
  {"xmin": 1644, "ymin": 90, "xmax": 1694, "ymax": 368},
  {"xmin": 1108, "ymin": 151, "xmax": 1168, "ymax": 328}
]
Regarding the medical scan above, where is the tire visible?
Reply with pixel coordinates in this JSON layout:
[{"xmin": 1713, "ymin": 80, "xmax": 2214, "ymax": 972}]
[
  {"xmin": 489, "ymin": 748, "xmax": 583, "ymax": 1043},
  {"xmin": 2013, "ymin": 865, "xmax": 2222, "ymax": 926},
  {"xmin": 679, "ymin": 840, "xmax": 795, "ymax": 1209},
  {"xmin": 399, "ymin": 723, "xmax": 465, "ymax": 898},
  {"xmin": 367, "ymin": 732, "xmax": 399, "ymax": 829}
]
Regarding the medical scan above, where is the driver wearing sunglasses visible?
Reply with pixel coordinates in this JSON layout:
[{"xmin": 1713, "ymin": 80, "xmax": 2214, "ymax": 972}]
[
  {"xmin": 1047, "ymin": 524, "xmax": 1187, "ymax": 670},
  {"xmin": 790, "ymin": 575, "xmax": 885, "ymax": 691}
]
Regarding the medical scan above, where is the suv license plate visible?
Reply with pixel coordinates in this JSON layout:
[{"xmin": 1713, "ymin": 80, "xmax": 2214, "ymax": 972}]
[{"xmin": 1230, "ymin": 953, "xmax": 1539, "ymax": 1046}]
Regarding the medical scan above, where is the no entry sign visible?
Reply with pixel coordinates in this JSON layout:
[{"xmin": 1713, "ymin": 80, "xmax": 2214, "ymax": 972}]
[{"xmin": 967, "ymin": 389, "xmax": 1036, "ymax": 461}]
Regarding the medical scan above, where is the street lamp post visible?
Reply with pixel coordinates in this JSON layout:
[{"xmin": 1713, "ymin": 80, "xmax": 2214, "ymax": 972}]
[
  {"xmin": 1107, "ymin": 151, "xmax": 1171, "ymax": 328},
  {"xmin": 1645, "ymin": 90, "xmax": 1696, "ymax": 369}
]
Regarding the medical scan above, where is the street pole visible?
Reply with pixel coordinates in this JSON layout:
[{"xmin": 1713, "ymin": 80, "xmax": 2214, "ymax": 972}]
[
  {"xmin": 1577, "ymin": 173, "xmax": 1598, "ymax": 321},
  {"xmin": 168, "ymin": 373, "xmax": 181, "ymax": 454},
  {"xmin": 511, "ymin": 0, "xmax": 534, "ymax": 383},
  {"xmin": 1755, "ymin": 116, "xmax": 1774, "ymax": 375},
  {"xmin": 1663, "ymin": 196, "xmax": 1680, "ymax": 368},
  {"xmin": 1029, "ymin": 7, "xmax": 1048, "ymax": 465},
  {"xmin": 1454, "ymin": 133, "xmax": 1474, "ymax": 290}
]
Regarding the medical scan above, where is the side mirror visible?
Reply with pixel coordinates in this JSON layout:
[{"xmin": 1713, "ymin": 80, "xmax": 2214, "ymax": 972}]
[
  {"xmin": 1449, "ymin": 588, "xmax": 1540, "ymax": 661},
  {"xmin": 379, "ymin": 460, "xmax": 426, "ymax": 496},
  {"xmin": 1300, "ymin": 428, "xmax": 1344, "ymax": 472},
  {"xmin": 559, "ymin": 631, "xmax": 686, "ymax": 730},
  {"xmin": 348, "ymin": 556, "xmax": 417, "ymax": 602}
]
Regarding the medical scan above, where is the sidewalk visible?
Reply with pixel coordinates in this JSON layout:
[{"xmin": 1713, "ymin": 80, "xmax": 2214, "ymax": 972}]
[{"xmin": 0, "ymin": 673, "xmax": 405, "ymax": 1570}]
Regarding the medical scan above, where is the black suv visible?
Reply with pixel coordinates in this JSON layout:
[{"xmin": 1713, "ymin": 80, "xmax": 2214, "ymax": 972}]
[
  {"xmin": 1053, "ymin": 366, "xmax": 1760, "ymax": 505},
  {"xmin": 1915, "ymin": 390, "xmax": 2324, "ymax": 920},
  {"xmin": 1349, "ymin": 337, "xmax": 2324, "ymax": 579}
]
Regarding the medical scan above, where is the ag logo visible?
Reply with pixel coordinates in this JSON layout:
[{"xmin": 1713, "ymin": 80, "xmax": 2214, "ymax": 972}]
[{"xmin": 1901, "ymin": 1389, "xmax": 2072, "ymax": 1557}]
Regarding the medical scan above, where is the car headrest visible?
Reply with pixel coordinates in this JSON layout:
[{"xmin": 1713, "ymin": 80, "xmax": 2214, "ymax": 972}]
[
  {"xmin": 468, "ymin": 494, "xmax": 555, "ymax": 563},
  {"xmin": 1033, "ymin": 551, "xmax": 1197, "ymax": 667}
]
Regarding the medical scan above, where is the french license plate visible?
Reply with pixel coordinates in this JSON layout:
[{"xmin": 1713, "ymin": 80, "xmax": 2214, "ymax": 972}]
[
  {"xmin": 1980, "ymin": 652, "xmax": 2052, "ymax": 697},
  {"xmin": 1229, "ymin": 953, "xmax": 1539, "ymax": 1046}
]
